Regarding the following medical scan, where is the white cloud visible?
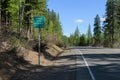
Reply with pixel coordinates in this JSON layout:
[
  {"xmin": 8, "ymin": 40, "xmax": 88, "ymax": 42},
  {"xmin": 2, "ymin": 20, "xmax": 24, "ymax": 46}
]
[
  {"xmin": 75, "ymin": 19, "xmax": 84, "ymax": 24},
  {"xmin": 100, "ymin": 17, "xmax": 105, "ymax": 22}
]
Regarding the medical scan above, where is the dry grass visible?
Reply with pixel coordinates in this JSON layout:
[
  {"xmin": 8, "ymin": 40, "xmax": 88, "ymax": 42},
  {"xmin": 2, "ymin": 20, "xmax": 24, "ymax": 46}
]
[{"xmin": 0, "ymin": 44, "xmax": 65, "ymax": 80}]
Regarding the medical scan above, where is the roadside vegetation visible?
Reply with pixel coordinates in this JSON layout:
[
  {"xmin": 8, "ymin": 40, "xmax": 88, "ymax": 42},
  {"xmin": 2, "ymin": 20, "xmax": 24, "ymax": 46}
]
[
  {"xmin": 68, "ymin": 0, "xmax": 120, "ymax": 48},
  {"xmin": 0, "ymin": 0, "xmax": 65, "ymax": 51},
  {"xmin": 0, "ymin": 0, "xmax": 120, "ymax": 79},
  {"xmin": 0, "ymin": 0, "xmax": 64, "ymax": 80},
  {"xmin": 1, "ymin": 0, "xmax": 120, "ymax": 52}
]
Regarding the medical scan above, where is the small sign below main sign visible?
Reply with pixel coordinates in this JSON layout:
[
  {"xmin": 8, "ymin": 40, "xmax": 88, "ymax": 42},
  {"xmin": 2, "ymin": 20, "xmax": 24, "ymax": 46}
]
[{"xmin": 34, "ymin": 16, "xmax": 45, "ymax": 28}]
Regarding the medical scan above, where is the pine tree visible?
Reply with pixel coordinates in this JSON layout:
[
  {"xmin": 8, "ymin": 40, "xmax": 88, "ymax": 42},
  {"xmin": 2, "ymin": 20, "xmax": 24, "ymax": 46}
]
[
  {"xmin": 74, "ymin": 26, "xmax": 80, "ymax": 46},
  {"xmin": 1, "ymin": 0, "xmax": 9, "ymax": 27},
  {"xmin": 87, "ymin": 24, "xmax": 92, "ymax": 46},
  {"xmin": 68, "ymin": 27, "xmax": 80, "ymax": 46},
  {"xmin": 0, "ymin": 0, "xmax": 65, "ymax": 48},
  {"xmin": 0, "ymin": 0, "xmax": 1, "ymax": 29},
  {"xmin": 21, "ymin": 0, "xmax": 48, "ymax": 39},
  {"xmin": 116, "ymin": 0, "xmax": 120, "ymax": 37},
  {"xmin": 68, "ymin": 34, "xmax": 74, "ymax": 46},
  {"xmin": 103, "ymin": 0, "xmax": 117, "ymax": 47},
  {"xmin": 93, "ymin": 14, "xmax": 101, "ymax": 46},
  {"xmin": 80, "ymin": 34, "xmax": 87, "ymax": 46}
]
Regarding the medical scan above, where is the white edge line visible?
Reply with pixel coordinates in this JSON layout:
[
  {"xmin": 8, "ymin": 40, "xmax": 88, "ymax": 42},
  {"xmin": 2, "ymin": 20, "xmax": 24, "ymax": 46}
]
[{"xmin": 79, "ymin": 50, "xmax": 96, "ymax": 80}]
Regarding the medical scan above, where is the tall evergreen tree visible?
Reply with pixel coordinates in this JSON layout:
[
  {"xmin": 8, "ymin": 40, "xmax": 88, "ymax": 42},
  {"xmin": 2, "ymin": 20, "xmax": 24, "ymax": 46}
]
[
  {"xmin": 0, "ymin": 0, "xmax": 1, "ymax": 29},
  {"xmin": 74, "ymin": 26, "xmax": 80, "ymax": 46},
  {"xmin": 68, "ymin": 27, "xmax": 80, "ymax": 46},
  {"xmin": 44, "ymin": 10, "xmax": 63, "ymax": 44},
  {"xmin": 69, "ymin": 34, "xmax": 75, "ymax": 46},
  {"xmin": 103, "ymin": 0, "xmax": 117, "ymax": 47},
  {"xmin": 80, "ymin": 34, "xmax": 87, "ymax": 46},
  {"xmin": 116, "ymin": 0, "xmax": 120, "ymax": 38},
  {"xmin": 93, "ymin": 14, "xmax": 101, "ymax": 46},
  {"xmin": 1, "ymin": 0, "xmax": 9, "ymax": 27},
  {"xmin": 87, "ymin": 24, "xmax": 92, "ymax": 46}
]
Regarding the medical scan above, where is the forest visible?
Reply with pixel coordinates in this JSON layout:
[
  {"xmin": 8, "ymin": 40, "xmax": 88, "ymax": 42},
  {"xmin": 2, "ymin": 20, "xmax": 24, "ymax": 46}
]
[
  {"xmin": 68, "ymin": 0, "xmax": 120, "ymax": 48},
  {"xmin": 0, "ymin": 0, "xmax": 120, "ymax": 51},
  {"xmin": 1, "ymin": 0, "xmax": 120, "ymax": 80},
  {"xmin": 0, "ymin": 0, "xmax": 64, "ymax": 51}
]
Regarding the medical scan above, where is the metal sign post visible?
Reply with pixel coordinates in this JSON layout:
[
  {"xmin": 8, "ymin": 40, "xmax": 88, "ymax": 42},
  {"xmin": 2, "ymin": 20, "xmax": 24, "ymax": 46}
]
[
  {"xmin": 33, "ymin": 16, "xmax": 45, "ymax": 65},
  {"xmin": 38, "ymin": 28, "xmax": 40, "ymax": 65}
]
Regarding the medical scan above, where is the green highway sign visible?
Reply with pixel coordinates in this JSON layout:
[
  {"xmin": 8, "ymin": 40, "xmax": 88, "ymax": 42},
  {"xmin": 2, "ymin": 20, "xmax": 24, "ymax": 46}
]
[
  {"xmin": 33, "ymin": 16, "xmax": 45, "ymax": 65},
  {"xmin": 34, "ymin": 16, "xmax": 45, "ymax": 28}
]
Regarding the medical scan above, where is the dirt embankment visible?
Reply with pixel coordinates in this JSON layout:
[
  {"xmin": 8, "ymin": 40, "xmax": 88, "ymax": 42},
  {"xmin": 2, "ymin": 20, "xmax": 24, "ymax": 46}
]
[
  {"xmin": 0, "ymin": 44, "xmax": 64, "ymax": 80},
  {"xmin": 17, "ymin": 44, "xmax": 64, "ymax": 65}
]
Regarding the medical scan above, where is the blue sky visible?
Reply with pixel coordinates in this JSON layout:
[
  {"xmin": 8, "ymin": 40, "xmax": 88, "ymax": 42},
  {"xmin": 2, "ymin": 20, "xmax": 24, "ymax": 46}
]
[{"xmin": 47, "ymin": 0, "xmax": 106, "ymax": 36}]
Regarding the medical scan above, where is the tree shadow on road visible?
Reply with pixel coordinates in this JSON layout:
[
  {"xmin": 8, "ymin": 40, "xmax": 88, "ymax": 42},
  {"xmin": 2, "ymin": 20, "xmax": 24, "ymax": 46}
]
[{"xmin": 9, "ymin": 49, "xmax": 120, "ymax": 80}]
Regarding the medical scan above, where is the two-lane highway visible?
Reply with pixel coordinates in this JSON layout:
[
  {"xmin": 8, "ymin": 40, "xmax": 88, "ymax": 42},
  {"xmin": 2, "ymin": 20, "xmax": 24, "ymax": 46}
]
[
  {"xmin": 27, "ymin": 47, "xmax": 120, "ymax": 80},
  {"xmin": 76, "ymin": 47, "xmax": 120, "ymax": 80}
]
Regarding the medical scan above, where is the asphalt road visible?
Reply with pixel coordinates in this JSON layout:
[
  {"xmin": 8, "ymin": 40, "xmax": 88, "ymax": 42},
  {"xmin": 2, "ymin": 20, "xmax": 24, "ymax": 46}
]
[
  {"xmin": 75, "ymin": 47, "xmax": 120, "ymax": 80},
  {"xmin": 36, "ymin": 47, "xmax": 120, "ymax": 80},
  {"xmin": 15, "ymin": 47, "xmax": 120, "ymax": 80}
]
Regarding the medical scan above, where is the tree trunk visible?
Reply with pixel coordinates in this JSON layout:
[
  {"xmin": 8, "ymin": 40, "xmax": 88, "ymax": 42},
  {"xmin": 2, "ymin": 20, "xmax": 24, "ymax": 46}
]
[
  {"xmin": 0, "ymin": 8, "xmax": 1, "ymax": 31},
  {"xmin": 0, "ymin": 0, "xmax": 1, "ymax": 30}
]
